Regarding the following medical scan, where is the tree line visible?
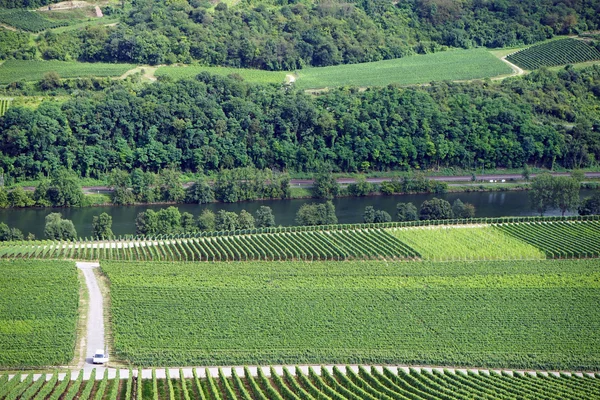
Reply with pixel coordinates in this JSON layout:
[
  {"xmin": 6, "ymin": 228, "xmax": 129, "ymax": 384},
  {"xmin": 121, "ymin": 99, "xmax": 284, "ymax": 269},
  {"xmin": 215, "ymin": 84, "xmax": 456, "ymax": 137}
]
[{"xmin": 1, "ymin": 66, "xmax": 600, "ymax": 181}]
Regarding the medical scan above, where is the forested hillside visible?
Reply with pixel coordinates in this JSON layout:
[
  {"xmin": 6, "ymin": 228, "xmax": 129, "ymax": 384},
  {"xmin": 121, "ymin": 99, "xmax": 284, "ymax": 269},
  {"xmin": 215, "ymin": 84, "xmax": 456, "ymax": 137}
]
[
  {"xmin": 1, "ymin": 66, "xmax": 599, "ymax": 180},
  {"xmin": 2, "ymin": 0, "xmax": 600, "ymax": 67}
]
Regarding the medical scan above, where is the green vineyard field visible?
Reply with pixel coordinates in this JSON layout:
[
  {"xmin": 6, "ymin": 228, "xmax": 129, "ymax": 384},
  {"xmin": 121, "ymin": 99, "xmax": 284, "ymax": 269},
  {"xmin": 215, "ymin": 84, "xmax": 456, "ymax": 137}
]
[
  {"xmin": 0, "ymin": 9, "xmax": 68, "ymax": 32},
  {"xmin": 495, "ymin": 220, "xmax": 600, "ymax": 258},
  {"xmin": 0, "ymin": 260, "xmax": 78, "ymax": 368},
  {"xmin": 102, "ymin": 259, "xmax": 600, "ymax": 369},
  {"xmin": 507, "ymin": 38, "xmax": 600, "ymax": 69},
  {"xmin": 0, "ymin": 98, "xmax": 10, "ymax": 116},
  {"xmin": 0, "ymin": 367, "xmax": 598, "ymax": 399},
  {"xmin": 1, "ymin": 217, "xmax": 599, "ymax": 262}
]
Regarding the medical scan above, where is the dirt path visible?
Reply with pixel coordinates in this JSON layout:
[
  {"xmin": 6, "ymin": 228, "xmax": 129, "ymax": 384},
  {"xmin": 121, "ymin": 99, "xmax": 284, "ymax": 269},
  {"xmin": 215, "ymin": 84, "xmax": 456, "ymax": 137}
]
[
  {"xmin": 0, "ymin": 23, "xmax": 17, "ymax": 31},
  {"xmin": 494, "ymin": 56, "xmax": 525, "ymax": 80},
  {"xmin": 119, "ymin": 66, "xmax": 158, "ymax": 81},
  {"xmin": 76, "ymin": 262, "xmax": 105, "ymax": 369}
]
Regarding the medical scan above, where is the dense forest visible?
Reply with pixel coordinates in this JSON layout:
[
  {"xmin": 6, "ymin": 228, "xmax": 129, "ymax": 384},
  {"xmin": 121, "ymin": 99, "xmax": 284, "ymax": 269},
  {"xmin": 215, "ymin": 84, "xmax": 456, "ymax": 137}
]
[
  {"xmin": 1, "ymin": 65, "xmax": 599, "ymax": 180},
  {"xmin": 1, "ymin": 0, "xmax": 600, "ymax": 67}
]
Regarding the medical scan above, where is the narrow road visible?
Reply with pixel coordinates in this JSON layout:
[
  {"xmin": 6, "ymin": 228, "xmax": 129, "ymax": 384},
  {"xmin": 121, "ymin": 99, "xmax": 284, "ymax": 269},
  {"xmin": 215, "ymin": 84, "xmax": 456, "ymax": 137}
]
[{"xmin": 76, "ymin": 262, "xmax": 105, "ymax": 368}]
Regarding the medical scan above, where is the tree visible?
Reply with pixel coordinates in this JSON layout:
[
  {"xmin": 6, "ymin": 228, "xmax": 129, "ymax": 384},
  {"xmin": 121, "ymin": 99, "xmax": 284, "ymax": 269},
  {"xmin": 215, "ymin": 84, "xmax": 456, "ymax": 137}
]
[
  {"xmin": 255, "ymin": 206, "xmax": 275, "ymax": 227},
  {"xmin": 215, "ymin": 210, "xmax": 238, "ymax": 231},
  {"xmin": 135, "ymin": 210, "xmax": 158, "ymax": 236},
  {"xmin": 571, "ymin": 169, "xmax": 585, "ymax": 182},
  {"xmin": 158, "ymin": 169, "xmax": 185, "ymax": 202},
  {"xmin": 363, "ymin": 206, "xmax": 376, "ymax": 223},
  {"xmin": 579, "ymin": 193, "xmax": 600, "ymax": 215},
  {"xmin": 312, "ymin": 171, "xmax": 339, "ymax": 199},
  {"xmin": 108, "ymin": 169, "xmax": 134, "ymax": 205},
  {"xmin": 39, "ymin": 71, "xmax": 61, "ymax": 90},
  {"xmin": 521, "ymin": 165, "xmax": 530, "ymax": 181},
  {"xmin": 0, "ymin": 223, "xmax": 23, "ymax": 241},
  {"xmin": 237, "ymin": 210, "xmax": 255, "ymax": 229},
  {"xmin": 553, "ymin": 176, "xmax": 579, "ymax": 216},
  {"xmin": 452, "ymin": 199, "xmax": 476, "ymax": 218},
  {"xmin": 197, "ymin": 209, "xmax": 216, "ymax": 231},
  {"xmin": 396, "ymin": 202, "xmax": 418, "ymax": 221},
  {"xmin": 0, "ymin": 187, "xmax": 8, "ymax": 208},
  {"xmin": 419, "ymin": 198, "xmax": 454, "ymax": 220},
  {"xmin": 373, "ymin": 210, "xmax": 391, "ymax": 223},
  {"xmin": 47, "ymin": 169, "xmax": 83, "ymax": 207},
  {"xmin": 44, "ymin": 213, "xmax": 77, "ymax": 240},
  {"xmin": 296, "ymin": 201, "xmax": 337, "ymax": 225},
  {"xmin": 8, "ymin": 186, "xmax": 34, "ymax": 207},
  {"xmin": 181, "ymin": 212, "xmax": 196, "ymax": 232},
  {"xmin": 185, "ymin": 177, "xmax": 214, "ymax": 204},
  {"xmin": 529, "ymin": 173, "xmax": 556, "ymax": 216},
  {"xmin": 156, "ymin": 206, "xmax": 182, "ymax": 234},
  {"xmin": 92, "ymin": 212, "xmax": 113, "ymax": 239},
  {"xmin": 347, "ymin": 176, "xmax": 373, "ymax": 196}
]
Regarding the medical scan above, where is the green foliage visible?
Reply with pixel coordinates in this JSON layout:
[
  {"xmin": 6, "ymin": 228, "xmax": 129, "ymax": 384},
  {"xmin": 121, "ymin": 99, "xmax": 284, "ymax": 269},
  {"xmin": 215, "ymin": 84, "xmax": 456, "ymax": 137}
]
[
  {"xmin": 296, "ymin": 49, "xmax": 512, "ymax": 89},
  {"xmin": 102, "ymin": 259, "xmax": 600, "ymax": 369},
  {"xmin": 396, "ymin": 202, "xmax": 418, "ymax": 221},
  {"xmin": 158, "ymin": 169, "xmax": 185, "ymax": 202},
  {"xmin": 346, "ymin": 175, "xmax": 374, "ymax": 196},
  {"xmin": 296, "ymin": 201, "xmax": 337, "ymax": 225},
  {"xmin": 185, "ymin": 177, "xmax": 214, "ymax": 204},
  {"xmin": 0, "ymin": 60, "xmax": 135, "ymax": 84},
  {"xmin": 237, "ymin": 210, "xmax": 255, "ymax": 230},
  {"xmin": 0, "ymin": 260, "xmax": 78, "ymax": 367},
  {"xmin": 254, "ymin": 206, "xmax": 275, "ymax": 228},
  {"xmin": 92, "ymin": 212, "xmax": 113, "ymax": 239},
  {"xmin": 312, "ymin": 171, "xmax": 339, "ymax": 199},
  {"xmin": 44, "ymin": 212, "xmax": 77, "ymax": 240},
  {"xmin": 419, "ymin": 197, "xmax": 454, "ymax": 220},
  {"xmin": 215, "ymin": 210, "xmax": 239, "ymax": 231},
  {"xmin": 508, "ymin": 39, "xmax": 600, "ymax": 70},
  {"xmin": 363, "ymin": 206, "xmax": 391, "ymax": 223},
  {"xmin": 197, "ymin": 209, "xmax": 216, "ymax": 231},
  {"xmin": 390, "ymin": 226, "xmax": 545, "ymax": 261},
  {"xmin": 579, "ymin": 192, "xmax": 600, "ymax": 215},
  {"xmin": 0, "ymin": 222, "xmax": 23, "ymax": 241},
  {"xmin": 7, "ymin": 186, "xmax": 34, "ymax": 207},
  {"xmin": 45, "ymin": 168, "xmax": 83, "ymax": 207},
  {"xmin": 529, "ymin": 173, "xmax": 580, "ymax": 216},
  {"xmin": 452, "ymin": 198, "xmax": 476, "ymax": 218}
]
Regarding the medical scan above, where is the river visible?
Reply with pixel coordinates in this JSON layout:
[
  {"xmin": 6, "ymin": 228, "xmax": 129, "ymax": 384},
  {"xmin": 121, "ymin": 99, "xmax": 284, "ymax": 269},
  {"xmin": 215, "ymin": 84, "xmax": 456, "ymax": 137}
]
[{"xmin": 1, "ymin": 189, "xmax": 597, "ymax": 238}]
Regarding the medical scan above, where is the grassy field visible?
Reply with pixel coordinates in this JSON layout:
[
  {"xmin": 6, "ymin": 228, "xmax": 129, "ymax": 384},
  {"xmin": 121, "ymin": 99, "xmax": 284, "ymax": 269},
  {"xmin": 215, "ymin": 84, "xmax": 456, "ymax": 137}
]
[
  {"xmin": 155, "ymin": 65, "xmax": 288, "ymax": 84},
  {"xmin": 103, "ymin": 259, "xmax": 600, "ymax": 369},
  {"xmin": 295, "ymin": 49, "xmax": 513, "ymax": 89},
  {"xmin": 0, "ymin": 260, "xmax": 78, "ymax": 367},
  {"xmin": 389, "ymin": 225, "xmax": 546, "ymax": 261},
  {"xmin": 0, "ymin": 60, "xmax": 135, "ymax": 84}
]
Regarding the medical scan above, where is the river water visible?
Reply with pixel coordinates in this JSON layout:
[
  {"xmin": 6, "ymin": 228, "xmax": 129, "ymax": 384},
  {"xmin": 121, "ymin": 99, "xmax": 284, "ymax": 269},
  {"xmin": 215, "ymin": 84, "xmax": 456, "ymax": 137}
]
[{"xmin": 1, "ymin": 189, "xmax": 597, "ymax": 238}]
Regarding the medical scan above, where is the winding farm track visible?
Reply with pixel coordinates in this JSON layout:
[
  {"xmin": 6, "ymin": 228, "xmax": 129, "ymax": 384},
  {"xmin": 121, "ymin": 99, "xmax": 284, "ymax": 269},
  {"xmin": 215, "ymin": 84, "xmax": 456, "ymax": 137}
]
[{"xmin": 76, "ymin": 262, "xmax": 105, "ymax": 369}]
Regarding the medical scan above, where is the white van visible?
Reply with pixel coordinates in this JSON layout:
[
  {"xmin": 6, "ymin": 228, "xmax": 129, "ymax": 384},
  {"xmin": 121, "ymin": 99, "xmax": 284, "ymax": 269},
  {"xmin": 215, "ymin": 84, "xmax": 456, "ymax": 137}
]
[{"xmin": 92, "ymin": 349, "xmax": 109, "ymax": 364}]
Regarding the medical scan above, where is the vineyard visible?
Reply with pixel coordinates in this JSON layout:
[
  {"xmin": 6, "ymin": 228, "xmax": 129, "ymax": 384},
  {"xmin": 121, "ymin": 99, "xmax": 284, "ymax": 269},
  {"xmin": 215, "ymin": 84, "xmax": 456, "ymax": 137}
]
[
  {"xmin": 0, "ymin": 9, "xmax": 68, "ymax": 32},
  {"xmin": 0, "ymin": 260, "xmax": 78, "ymax": 367},
  {"xmin": 389, "ymin": 225, "xmax": 546, "ymax": 261},
  {"xmin": 0, "ymin": 98, "xmax": 11, "ymax": 116},
  {"xmin": 102, "ymin": 259, "xmax": 600, "ymax": 369},
  {"xmin": 0, "ymin": 228, "xmax": 420, "ymax": 261},
  {"xmin": 506, "ymin": 38, "xmax": 600, "ymax": 69},
  {"xmin": 0, "ymin": 366, "xmax": 598, "ymax": 399},
  {"xmin": 495, "ymin": 220, "xmax": 600, "ymax": 258},
  {"xmin": 1, "ymin": 217, "xmax": 599, "ymax": 262}
]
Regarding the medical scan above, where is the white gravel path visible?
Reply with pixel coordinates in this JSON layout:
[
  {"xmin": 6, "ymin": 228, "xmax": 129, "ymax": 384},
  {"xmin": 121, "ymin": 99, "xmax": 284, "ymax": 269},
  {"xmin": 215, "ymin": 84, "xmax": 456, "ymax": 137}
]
[{"xmin": 76, "ymin": 262, "xmax": 105, "ymax": 369}]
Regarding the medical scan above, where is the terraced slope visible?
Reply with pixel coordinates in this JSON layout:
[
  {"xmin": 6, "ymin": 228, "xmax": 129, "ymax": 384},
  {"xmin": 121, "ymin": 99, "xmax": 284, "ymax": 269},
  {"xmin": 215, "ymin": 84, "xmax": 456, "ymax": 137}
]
[{"xmin": 507, "ymin": 38, "xmax": 600, "ymax": 69}]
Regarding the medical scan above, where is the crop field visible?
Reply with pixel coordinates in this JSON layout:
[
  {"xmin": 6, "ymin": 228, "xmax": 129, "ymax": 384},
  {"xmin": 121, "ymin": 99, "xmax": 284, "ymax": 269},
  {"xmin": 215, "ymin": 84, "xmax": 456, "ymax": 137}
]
[
  {"xmin": 0, "ymin": 260, "xmax": 78, "ymax": 367},
  {"xmin": 1, "ymin": 367, "xmax": 598, "ymax": 399},
  {"xmin": 389, "ymin": 225, "xmax": 545, "ymax": 261},
  {"xmin": 0, "ymin": 98, "xmax": 11, "ymax": 116},
  {"xmin": 0, "ymin": 9, "xmax": 68, "ymax": 32},
  {"xmin": 155, "ymin": 65, "xmax": 288, "ymax": 84},
  {"xmin": 495, "ymin": 220, "xmax": 600, "ymax": 258},
  {"xmin": 0, "ymin": 228, "xmax": 419, "ymax": 261},
  {"xmin": 0, "ymin": 60, "xmax": 136, "ymax": 84},
  {"xmin": 102, "ymin": 259, "xmax": 600, "ymax": 369},
  {"xmin": 294, "ymin": 49, "xmax": 513, "ymax": 89},
  {"xmin": 506, "ymin": 38, "xmax": 600, "ymax": 69}
]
